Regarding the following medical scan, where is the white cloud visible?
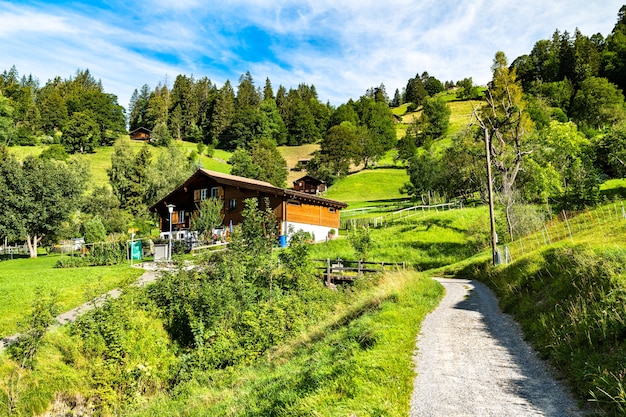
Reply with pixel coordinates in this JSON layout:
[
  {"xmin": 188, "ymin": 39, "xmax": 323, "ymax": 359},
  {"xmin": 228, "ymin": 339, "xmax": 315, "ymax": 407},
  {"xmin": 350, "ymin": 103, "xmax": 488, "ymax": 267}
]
[{"xmin": 0, "ymin": 0, "xmax": 623, "ymax": 108}]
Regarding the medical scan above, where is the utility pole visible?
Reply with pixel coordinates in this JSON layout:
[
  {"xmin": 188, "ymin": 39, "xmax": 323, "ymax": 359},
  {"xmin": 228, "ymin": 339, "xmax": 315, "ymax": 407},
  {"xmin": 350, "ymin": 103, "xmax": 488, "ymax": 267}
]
[{"xmin": 484, "ymin": 129, "xmax": 498, "ymax": 266}]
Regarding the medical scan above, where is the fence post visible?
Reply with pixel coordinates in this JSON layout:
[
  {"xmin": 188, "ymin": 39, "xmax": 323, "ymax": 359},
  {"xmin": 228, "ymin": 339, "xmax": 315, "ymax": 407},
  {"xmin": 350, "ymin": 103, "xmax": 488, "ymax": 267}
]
[
  {"xmin": 544, "ymin": 224, "xmax": 552, "ymax": 244},
  {"xmin": 563, "ymin": 210, "xmax": 574, "ymax": 243},
  {"xmin": 358, "ymin": 259, "xmax": 362, "ymax": 275},
  {"xmin": 326, "ymin": 258, "xmax": 331, "ymax": 286}
]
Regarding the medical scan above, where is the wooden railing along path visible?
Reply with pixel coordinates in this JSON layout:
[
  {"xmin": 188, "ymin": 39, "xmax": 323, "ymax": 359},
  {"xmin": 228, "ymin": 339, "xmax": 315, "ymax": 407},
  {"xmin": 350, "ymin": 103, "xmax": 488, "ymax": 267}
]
[{"xmin": 313, "ymin": 258, "xmax": 406, "ymax": 286}]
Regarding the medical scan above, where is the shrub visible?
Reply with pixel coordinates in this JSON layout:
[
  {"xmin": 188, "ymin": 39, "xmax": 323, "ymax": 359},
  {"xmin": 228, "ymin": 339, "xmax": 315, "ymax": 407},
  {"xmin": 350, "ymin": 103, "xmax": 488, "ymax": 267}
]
[
  {"xmin": 55, "ymin": 256, "xmax": 89, "ymax": 268},
  {"xmin": 69, "ymin": 291, "xmax": 175, "ymax": 415},
  {"xmin": 82, "ymin": 217, "xmax": 107, "ymax": 244},
  {"xmin": 349, "ymin": 225, "xmax": 372, "ymax": 260}
]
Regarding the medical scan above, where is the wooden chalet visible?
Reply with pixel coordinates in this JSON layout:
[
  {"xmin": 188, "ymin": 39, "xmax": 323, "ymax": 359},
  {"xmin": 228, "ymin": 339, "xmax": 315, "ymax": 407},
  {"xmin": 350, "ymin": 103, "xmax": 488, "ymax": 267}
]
[
  {"xmin": 149, "ymin": 168, "xmax": 347, "ymax": 244},
  {"xmin": 293, "ymin": 175, "xmax": 327, "ymax": 195},
  {"xmin": 129, "ymin": 127, "xmax": 151, "ymax": 142}
]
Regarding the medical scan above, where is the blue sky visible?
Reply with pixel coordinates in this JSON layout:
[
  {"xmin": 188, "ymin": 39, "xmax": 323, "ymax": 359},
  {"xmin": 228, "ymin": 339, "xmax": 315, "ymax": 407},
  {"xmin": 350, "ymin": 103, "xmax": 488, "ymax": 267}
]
[{"xmin": 0, "ymin": 0, "xmax": 622, "ymax": 110}]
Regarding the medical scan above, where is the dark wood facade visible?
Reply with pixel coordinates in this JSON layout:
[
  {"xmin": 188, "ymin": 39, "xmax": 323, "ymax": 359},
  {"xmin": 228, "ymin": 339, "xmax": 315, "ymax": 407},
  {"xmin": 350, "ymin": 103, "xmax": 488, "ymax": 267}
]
[
  {"xmin": 129, "ymin": 127, "xmax": 151, "ymax": 141},
  {"xmin": 293, "ymin": 175, "xmax": 327, "ymax": 194}
]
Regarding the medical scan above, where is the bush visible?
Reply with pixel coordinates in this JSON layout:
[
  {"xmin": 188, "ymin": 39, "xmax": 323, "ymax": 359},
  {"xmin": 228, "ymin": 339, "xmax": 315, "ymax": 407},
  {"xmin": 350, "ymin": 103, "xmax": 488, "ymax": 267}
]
[
  {"xmin": 349, "ymin": 225, "xmax": 372, "ymax": 260},
  {"xmin": 54, "ymin": 242, "xmax": 126, "ymax": 268},
  {"xmin": 82, "ymin": 217, "xmax": 107, "ymax": 244},
  {"xmin": 55, "ymin": 256, "xmax": 89, "ymax": 268},
  {"xmin": 69, "ymin": 291, "xmax": 175, "ymax": 415}
]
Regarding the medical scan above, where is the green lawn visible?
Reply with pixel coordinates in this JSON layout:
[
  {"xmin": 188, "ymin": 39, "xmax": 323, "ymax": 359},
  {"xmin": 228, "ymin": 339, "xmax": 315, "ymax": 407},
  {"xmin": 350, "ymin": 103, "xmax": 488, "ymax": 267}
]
[{"xmin": 0, "ymin": 254, "xmax": 144, "ymax": 338}]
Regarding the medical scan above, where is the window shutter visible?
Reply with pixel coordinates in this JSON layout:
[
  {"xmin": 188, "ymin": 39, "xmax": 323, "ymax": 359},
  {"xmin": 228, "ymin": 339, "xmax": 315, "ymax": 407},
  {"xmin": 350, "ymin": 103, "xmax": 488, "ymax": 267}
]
[
  {"xmin": 218, "ymin": 186, "xmax": 224, "ymax": 199},
  {"xmin": 194, "ymin": 189, "xmax": 200, "ymax": 202},
  {"xmin": 172, "ymin": 211, "xmax": 179, "ymax": 224}
]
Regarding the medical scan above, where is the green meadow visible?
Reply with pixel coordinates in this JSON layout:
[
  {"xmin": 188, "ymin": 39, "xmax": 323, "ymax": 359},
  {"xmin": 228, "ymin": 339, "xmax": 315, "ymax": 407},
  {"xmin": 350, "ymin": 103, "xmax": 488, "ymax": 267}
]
[
  {"xmin": 323, "ymin": 168, "xmax": 409, "ymax": 209},
  {"xmin": 0, "ymin": 254, "xmax": 144, "ymax": 338},
  {"xmin": 7, "ymin": 139, "xmax": 232, "ymax": 190}
]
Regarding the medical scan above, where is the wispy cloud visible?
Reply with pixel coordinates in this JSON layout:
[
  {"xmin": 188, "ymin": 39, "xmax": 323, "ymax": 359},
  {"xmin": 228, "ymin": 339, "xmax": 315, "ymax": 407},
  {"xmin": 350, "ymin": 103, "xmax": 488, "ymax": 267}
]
[{"xmin": 0, "ymin": 0, "xmax": 622, "ymax": 108}]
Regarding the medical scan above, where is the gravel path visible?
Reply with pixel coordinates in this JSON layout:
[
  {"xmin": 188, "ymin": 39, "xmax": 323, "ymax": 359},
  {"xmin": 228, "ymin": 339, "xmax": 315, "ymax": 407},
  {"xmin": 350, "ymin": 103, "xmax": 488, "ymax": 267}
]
[{"xmin": 410, "ymin": 278, "xmax": 585, "ymax": 417}]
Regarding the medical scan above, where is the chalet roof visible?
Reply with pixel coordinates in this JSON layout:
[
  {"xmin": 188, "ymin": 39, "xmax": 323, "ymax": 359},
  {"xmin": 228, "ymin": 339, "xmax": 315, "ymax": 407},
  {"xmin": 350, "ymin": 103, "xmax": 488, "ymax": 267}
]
[
  {"xmin": 149, "ymin": 168, "xmax": 347, "ymax": 212},
  {"xmin": 129, "ymin": 126, "xmax": 152, "ymax": 134},
  {"xmin": 293, "ymin": 175, "xmax": 326, "ymax": 186}
]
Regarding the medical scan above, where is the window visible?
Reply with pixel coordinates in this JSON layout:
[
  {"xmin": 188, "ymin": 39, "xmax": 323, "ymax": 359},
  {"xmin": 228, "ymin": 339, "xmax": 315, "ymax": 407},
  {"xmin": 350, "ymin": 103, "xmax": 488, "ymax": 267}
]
[
  {"xmin": 210, "ymin": 187, "xmax": 219, "ymax": 198},
  {"xmin": 178, "ymin": 210, "xmax": 185, "ymax": 224},
  {"xmin": 200, "ymin": 188, "xmax": 208, "ymax": 201},
  {"xmin": 287, "ymin": 200, "xmax": 301, "ymax": 206},
  {"xmin": 329, "ymin": 208, "xmax": 336, "ymax": 213},
  {"xmin": 229, "ymin": 198, "xmax": 237, "ymax": 210}
]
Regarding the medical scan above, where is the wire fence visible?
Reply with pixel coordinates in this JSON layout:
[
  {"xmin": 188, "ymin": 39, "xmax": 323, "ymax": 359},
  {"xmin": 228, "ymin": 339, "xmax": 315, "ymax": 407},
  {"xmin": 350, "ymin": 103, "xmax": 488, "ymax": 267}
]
[
  {"xmin": 502, "ymin": 201, "xmax": 626, "ymax": 263},
  {"xmin": 341, "ymin": 202, "xmax": 462, "ymax": 229}
]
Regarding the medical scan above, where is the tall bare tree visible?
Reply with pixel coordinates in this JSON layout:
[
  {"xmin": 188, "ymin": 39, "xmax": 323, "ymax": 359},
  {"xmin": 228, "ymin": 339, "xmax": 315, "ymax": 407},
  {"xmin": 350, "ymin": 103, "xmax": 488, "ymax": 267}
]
[{"xmin": 473, "ymin": 51, "xmax": 534, "ymax": 242}]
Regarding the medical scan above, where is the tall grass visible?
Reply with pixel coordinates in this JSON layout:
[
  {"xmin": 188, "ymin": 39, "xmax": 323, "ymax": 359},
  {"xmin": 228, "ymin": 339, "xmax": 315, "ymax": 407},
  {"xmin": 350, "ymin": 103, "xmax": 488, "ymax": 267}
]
[{"xmin": 128, "ymin": 271, "xmax": 443, "ymax": 417}]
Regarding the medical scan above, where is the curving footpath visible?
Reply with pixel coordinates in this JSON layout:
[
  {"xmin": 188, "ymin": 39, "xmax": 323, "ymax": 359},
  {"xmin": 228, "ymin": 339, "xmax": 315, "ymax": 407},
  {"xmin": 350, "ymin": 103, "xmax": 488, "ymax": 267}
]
[{"xmin": 410, "ymin": 278, "xmax": 586, "ymax": 417}]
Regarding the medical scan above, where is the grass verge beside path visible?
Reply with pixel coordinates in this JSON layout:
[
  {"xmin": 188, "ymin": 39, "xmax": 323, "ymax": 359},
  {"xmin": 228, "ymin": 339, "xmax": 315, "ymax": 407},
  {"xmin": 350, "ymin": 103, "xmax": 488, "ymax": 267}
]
[
  {"xmin": 0, "ymin": 255, "xmax": 144, "ymax": 338},
  {"xmin": 130, "ymin": 270, "xmax": 444, "ymax": 416}
]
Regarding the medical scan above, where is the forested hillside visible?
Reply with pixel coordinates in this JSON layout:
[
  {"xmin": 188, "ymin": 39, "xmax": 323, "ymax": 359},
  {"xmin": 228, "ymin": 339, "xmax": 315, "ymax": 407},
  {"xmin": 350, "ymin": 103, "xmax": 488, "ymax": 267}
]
[{"xmin": 3, "ymin": 6, "xmax": 626, "ymax": 253}]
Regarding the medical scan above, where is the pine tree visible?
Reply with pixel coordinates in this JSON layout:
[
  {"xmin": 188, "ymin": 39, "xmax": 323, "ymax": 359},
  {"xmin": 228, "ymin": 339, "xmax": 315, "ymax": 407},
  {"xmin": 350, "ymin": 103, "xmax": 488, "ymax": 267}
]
[{"xmin": 211, "ymin": 80, "xmax": 236, "ymax": 145}]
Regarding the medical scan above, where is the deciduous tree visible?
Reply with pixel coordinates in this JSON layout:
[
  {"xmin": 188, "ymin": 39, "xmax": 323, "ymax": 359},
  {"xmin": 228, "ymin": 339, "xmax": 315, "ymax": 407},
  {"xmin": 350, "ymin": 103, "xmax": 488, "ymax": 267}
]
[
  {"xmin": 62, "ymin": 110, "xmax": 100, "ymax": 153},
  {"xmin": 570, "ymin": 76, "xmax": 626, "ymax": 131},
  {"xmin": 0, "ymin": 147, "xmax": 88, "ymax": 257},
  {"xmin": 473, "ymin": 51, "xmax": 534, "ymax": 240}
]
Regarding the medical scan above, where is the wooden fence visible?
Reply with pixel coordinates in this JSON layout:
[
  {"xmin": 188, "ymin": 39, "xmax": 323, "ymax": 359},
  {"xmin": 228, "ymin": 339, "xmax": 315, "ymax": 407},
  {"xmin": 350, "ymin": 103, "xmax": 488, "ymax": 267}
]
[
  {"xmin": 313, "ymin": 258, "xmax": 406, "ymax": 285},
  {"xmin": 0, "ymin": 244, "xmax": 28, "ymax": 260}
]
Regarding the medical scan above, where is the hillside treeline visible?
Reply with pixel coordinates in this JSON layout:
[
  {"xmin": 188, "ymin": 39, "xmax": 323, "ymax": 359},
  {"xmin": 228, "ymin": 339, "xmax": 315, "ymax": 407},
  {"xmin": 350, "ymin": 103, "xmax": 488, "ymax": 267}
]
[
  {"xmin": 0, "ymin": 69, "xmax": 125, "ymax": 151},
  {"xmin": 127, "ymin": 74, "xmax": 398, "ymax": 184}
]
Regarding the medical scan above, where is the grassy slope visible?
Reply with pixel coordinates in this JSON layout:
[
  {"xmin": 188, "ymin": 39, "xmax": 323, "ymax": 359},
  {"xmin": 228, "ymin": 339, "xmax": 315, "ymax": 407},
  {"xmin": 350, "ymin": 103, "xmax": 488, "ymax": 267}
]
[
  {"xmin": 277, "ymin": 143, "xmax": 320, "ymax": 185},
  {"xmin": 7, "ymin": 139, "xmax": 232, "ymax": 190},
  {"xmin": 323, "ymin": 169, "xmax": 409, "ymax": 209},
  {"xmin": 130, "ymin": 271, "xmax": 443, "ymax": 417},
  {"xmin": 0, "ymin": 254, "xmax": 144, "ymax": 338}
]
